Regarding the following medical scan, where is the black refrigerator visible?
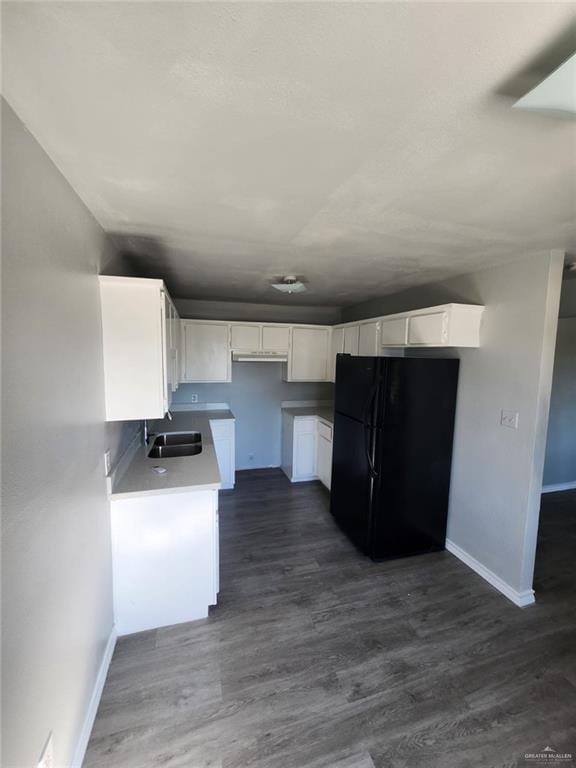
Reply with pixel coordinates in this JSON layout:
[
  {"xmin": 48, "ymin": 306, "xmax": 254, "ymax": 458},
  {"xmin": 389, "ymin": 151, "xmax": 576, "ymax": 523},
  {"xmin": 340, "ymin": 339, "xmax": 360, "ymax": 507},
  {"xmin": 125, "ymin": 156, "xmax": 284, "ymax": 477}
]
[{"xmin": 330, "ymin": 355, "xmax": 459, "ymax": 560}]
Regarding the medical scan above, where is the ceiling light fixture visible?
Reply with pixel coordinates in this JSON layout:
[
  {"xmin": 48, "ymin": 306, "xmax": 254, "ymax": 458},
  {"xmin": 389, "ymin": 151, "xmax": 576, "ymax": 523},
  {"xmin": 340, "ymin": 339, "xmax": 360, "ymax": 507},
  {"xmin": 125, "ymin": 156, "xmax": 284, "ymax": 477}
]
[{"xmin": 271, "ymin": 275, "xmax": 307, "ymax": 294}]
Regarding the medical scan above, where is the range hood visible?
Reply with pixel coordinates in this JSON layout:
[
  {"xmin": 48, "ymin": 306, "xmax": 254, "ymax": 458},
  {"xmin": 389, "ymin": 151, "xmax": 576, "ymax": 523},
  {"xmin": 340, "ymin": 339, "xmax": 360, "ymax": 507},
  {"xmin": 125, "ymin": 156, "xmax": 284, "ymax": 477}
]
[{"xmin": 232, "ymin": 351, "xmax": 288, "ymax": 362}]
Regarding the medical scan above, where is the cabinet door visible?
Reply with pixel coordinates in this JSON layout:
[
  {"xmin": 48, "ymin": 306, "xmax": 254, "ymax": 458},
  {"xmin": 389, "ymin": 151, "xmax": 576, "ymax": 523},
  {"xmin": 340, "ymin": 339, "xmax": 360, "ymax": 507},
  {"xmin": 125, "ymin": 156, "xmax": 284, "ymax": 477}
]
[
  {"xmin": 294, "ymin": 431, "xmax": 317, "ymax": 479},
  {"xmin": 171, "ymin": 304, "xmax": 180, "ymax": 392},
  {"xmin": 183, "ymin": 322, "xmax": 230, "ymax": 382},
  {"xmin": 408, "ymin": 312, "xmax": 448, "ymax": 346},
  {"xmin": 230, "ymin": 324, "xmax": 261, "ymax": 351},
  {"xmin": 289, "ymin": 327, "xmax": 330, "ymax": 381},
  {"xmin": 317, "ymin": 435, "xmax": 333, "ymax": 490},
  {"xmin": 210, "ymin": 420, "xmax": 235, "ymax": 489},
  {"xmin": 330, "ymin": 328, "xmax": 344, "ymax": 382},
  {"xmin": 358, "ymin": 322, "xmax": 380, "ymax": 356},
  {"xmin": 262, "ymin": 325, "xmax": 290, "ymax": 351},
  {"xmin": 213, "ymin": 437, "xmax": 234, "ymax": 489},
  {"xmin": 162, "ymin": 292, "xmax": 171, "ymax": 408},
  {"xmin": 380, "ymin": 317, "xmax": 408, "ymax": 346},
  {"xmin": 343, "ymin": 325, "xmax": 360, "ymax": 355}
]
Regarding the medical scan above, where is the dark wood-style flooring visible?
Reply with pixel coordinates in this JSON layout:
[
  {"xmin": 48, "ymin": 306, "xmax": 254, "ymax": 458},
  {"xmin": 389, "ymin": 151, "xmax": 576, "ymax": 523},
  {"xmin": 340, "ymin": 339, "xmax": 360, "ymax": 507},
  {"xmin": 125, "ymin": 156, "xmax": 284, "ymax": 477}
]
[{"xmin": 84, "ymin": 471, "xmax": 576, "ymax": 768}]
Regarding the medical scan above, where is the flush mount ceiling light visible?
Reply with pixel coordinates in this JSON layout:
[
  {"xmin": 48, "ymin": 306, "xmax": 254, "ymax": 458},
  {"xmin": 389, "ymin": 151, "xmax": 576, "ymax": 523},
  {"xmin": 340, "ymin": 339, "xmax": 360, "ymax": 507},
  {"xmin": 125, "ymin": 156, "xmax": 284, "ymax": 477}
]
[{"xmin": 270, "ymin": 275, "xmax": 307, "ymax": 294}]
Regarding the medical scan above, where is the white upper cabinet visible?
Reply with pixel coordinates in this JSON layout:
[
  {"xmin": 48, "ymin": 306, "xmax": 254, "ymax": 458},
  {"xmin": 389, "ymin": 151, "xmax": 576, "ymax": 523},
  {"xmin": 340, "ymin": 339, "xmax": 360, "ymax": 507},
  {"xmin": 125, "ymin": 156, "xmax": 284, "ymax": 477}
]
[
  {"xmin": 164, "ymin": 294, "xmax": 181, "ymax": 397},
  {"xmin": 262, "ymin": 325, "xmax": 290, "ymax": 351},
  {"xmin": 408, "ymin": 311, "xmax": 447, "ymax": 346},
  {"xmin": 343, "ymin": 325, "xmax": 360, "ymax": 355},
  {"xmin": 170, "ymin": 301, "xmax": 180, "ymax": 393},
  {"xmin": 181, "ymin": 321, "xmax": 231, "ymax": 383},
  {"xmin": 358, "ymin": 322, "xmax": 380, "ymax": 356},
  {"xmin": 332, "ymin": 303, "xmax": 484, "ymax": 356},
  {"xmin": 99, "ymin": 276, "xmax": 169, "ymax": 422},
  {"xmin": 380, "ymin": 317, "xmax": 408, "ymax": 347},
  {"xmin": 229, "ymin": 323, "xmax": 291, "ymax": 353},
  {"xmin": 230, "ymin": 324, "xmax": 260, "ymax": 351},
  {"xmin": 329, "ymin": 327, "xmax": 344, "ymax": 382},
  {"xmin": 389, "ymin": 304, "xmax": 484, "ymax": 348},
  {"xmin": 286, "ymin": 327, "xmax": 331, "ymax": 382}
]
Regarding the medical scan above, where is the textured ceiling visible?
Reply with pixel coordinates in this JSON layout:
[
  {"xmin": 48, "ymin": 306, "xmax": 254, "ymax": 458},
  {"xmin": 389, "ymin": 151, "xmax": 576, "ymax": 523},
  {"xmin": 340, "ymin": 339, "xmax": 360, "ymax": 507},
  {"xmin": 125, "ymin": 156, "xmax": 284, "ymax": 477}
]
[{"xmin": 3, "ymin": 1, "xmax": 576, "ymax": 306}]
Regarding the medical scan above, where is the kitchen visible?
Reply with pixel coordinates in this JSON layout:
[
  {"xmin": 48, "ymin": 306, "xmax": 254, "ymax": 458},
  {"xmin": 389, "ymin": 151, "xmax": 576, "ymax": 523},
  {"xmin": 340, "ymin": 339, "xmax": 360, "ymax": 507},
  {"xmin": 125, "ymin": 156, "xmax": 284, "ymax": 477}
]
[
  {"xmin": 3, "ymin": 3, "xmax": 576, "ymax": 768},
  {"xmin": 99, "ymin": 273, "xmax": 485, "ymax": 634}
]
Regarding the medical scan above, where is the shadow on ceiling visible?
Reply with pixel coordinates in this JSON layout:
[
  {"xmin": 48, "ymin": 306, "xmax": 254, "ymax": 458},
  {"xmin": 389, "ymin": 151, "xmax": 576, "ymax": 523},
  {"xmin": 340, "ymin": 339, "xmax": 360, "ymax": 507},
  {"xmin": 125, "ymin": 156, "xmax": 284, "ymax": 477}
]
[
  {"xmin": 100, "ymin": 232, "xmax": 181, "ymax": 297},
  {"xmin": 495, "ymin": 19, "xmax": 576, "ymax": 102}
]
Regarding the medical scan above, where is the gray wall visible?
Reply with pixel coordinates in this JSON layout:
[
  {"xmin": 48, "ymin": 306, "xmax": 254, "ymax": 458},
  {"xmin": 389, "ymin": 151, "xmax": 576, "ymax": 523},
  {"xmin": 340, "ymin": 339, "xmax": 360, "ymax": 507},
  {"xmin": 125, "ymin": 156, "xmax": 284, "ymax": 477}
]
[
  {"xmin": 174, "ymin": 297, "xmax": 342, "ymax": 325},
  {"xmin": 1, "ymin": 102, "xmax": 125, "ymax": 767},
  {"xmin": 173, "ymin": 365, "xmax": 333, "ymax": 469},
  {"xmin": 342, "ymin": 252, "xmax": 563, "ymax": 596}
]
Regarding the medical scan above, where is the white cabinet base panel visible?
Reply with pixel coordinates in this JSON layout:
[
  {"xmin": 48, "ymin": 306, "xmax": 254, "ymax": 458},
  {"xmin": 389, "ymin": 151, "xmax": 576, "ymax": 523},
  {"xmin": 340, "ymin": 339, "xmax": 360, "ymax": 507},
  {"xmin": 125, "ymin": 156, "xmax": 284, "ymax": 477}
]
[{"xmin": 111, "ymin": 489, "xmax": 219, "ymax": 636}]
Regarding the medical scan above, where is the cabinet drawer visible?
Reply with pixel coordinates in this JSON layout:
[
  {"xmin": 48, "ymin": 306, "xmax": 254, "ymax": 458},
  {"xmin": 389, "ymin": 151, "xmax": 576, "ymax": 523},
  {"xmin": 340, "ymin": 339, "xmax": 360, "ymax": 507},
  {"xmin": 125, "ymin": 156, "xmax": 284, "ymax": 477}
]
[
  {"xmin": 408, "ymin": 312, "xmax": 448, "ymax": 346},
  {"xmin": 317, "ymin": 420, "xmax": 332, "ymax": 442},
  {"xmin": 294, "ymin": 417, "xmax": 316, "ymax": 435}
]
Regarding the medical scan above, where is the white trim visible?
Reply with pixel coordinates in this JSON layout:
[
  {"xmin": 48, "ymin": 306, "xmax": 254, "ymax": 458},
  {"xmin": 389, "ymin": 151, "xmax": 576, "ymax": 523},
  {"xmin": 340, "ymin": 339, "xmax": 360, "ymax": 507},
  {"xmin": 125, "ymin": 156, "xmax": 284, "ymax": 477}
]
[
  {"xmin": 445, "ymin": 539, "xmax": 535, "ymax": 608},
  {"xmin": 71, "ymin": 627, "xmax": 117, "ymax": 768},
  {"xmin": 542, "ymin": 480, "xmax": 576, "ymax": 494}
]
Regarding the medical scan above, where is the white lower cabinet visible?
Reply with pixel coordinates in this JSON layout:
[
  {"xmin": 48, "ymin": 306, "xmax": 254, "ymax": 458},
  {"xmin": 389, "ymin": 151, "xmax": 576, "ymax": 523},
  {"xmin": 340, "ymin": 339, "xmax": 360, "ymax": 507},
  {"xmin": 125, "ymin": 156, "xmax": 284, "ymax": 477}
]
[
  {"xmin": 316, "ymin": 434, "xmax": 333, "ymax": 489},
  {"xmin": 210, "ymin": 419, "xmax": 235, "ymax": 489},
  {"xmin": 110, "ymin": 489, "xmax": 219, "ymax": 636},
  {"xmin": 282, "ymin": 415, "xmax": 333, "ymax": 489},
  {"xmin": 293, "ymin": 420, "xmax": 317, "ymax": 480}
]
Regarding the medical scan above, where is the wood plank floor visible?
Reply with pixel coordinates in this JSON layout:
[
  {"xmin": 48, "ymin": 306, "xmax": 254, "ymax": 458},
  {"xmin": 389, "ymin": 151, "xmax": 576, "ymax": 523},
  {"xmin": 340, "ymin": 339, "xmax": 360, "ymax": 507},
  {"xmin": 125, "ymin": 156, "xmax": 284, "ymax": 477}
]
[{"xmin": 84, "ymin": 472, "xmax": 576, "ymax": 768}]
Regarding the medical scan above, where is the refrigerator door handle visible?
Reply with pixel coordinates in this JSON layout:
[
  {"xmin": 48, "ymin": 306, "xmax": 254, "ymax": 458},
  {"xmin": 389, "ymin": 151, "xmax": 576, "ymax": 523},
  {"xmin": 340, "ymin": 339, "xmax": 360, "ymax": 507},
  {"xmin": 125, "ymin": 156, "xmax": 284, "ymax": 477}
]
[
  {"xmin": 364, "ymin": 422, "xmax": 378, "ymax": 478},
  {"xmin": 362, "ymin": 380, "xmax": 380, "ymax": 478}
]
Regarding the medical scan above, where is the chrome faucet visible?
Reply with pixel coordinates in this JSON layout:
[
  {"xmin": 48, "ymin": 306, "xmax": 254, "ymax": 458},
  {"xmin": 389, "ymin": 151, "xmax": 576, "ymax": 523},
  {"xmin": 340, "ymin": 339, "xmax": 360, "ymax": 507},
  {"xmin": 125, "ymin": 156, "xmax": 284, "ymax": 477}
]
[{"xmin": 144, "ymin": 410, "xmax": 173, "ymax": 445}]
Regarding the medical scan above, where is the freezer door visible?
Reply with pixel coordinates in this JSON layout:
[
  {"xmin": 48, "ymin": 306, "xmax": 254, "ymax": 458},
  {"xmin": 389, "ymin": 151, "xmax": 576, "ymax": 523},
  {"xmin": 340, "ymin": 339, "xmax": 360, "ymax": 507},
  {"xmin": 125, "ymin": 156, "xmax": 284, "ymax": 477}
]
[
  {"xmin": 334, "ymin": 355, "xmax": 382, "ymax": 423},
  {"xmin": 330, "ymin": 411, "xmax": 375, "ymax": 554}
]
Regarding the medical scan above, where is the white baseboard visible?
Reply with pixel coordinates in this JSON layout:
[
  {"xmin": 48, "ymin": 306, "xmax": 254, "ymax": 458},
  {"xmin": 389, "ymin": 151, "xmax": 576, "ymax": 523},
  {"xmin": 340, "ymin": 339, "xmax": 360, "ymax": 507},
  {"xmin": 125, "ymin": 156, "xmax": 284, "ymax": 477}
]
[
  {"xmin": 542, "ymin": 480, "xmax": 576, "ymax": 494},
  {"xmin": 72, "ymin": 626, "xmax": 117, "ymax": 768},
  {"xmin": 445, "ymin": 539, "xmax": 535, "ymax": 608}
]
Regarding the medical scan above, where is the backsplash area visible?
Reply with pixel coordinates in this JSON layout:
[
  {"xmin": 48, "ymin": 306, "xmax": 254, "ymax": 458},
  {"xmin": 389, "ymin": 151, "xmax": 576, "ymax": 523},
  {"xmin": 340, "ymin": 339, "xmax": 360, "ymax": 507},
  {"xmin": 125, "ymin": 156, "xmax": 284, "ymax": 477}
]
[{"xmin": 172, "ymin": 362, "xmax": 333, "ymax": 470}]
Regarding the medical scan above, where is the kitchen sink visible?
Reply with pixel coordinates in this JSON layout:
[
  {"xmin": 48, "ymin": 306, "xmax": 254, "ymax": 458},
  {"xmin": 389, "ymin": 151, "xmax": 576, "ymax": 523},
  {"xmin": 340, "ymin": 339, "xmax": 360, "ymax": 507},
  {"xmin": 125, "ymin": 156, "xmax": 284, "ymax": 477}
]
[
  {"xmin": 150, "ymin": 432, "xmax": 201, "ymax": 446},
  {"xmin": 147, "ymin": 431, "xmax": 202, "ymax": 459},
  {"xmin": 148, "ymin": 443, "xmax": 202, "ymax": 459}
]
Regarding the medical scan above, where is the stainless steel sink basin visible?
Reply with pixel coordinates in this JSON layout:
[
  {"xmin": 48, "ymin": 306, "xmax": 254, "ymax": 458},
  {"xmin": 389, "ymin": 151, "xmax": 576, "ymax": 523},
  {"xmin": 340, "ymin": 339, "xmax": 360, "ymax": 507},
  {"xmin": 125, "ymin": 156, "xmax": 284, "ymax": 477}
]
[
  {"xmin": 148, "ymin": 443, "xmax": 202, "ymax": 459},
  {"xmin": 151, "ymin": 432, "xmax": 201, "ymax": 447},
  {"xmin": 147, "ymin": 431, "xmax": 202, "ymax": 459}
]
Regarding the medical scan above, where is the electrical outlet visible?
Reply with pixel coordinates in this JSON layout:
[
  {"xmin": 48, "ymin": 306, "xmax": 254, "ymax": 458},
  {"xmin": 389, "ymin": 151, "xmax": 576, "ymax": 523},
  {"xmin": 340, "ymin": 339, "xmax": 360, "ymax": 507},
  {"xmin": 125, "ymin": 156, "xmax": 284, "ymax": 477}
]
[
  {"xmin": 190, "ymin": 394, "xmax": 199, "ymax": 403},
  {"xmin": 500, "ymin": 410, "xmax": 519, "ymax": 430},
  {"xmin": 104, "ymin": 450, "xmax": 111, "ymax": 476},
  {"xmin": 38, "ymin": 733, "xmax": 54, "ymax": 768}
]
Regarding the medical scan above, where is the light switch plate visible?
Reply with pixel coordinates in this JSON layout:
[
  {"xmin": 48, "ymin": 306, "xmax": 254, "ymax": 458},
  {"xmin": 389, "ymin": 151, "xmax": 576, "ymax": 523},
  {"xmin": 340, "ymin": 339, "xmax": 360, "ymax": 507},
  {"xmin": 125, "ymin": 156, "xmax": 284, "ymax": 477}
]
[
  {"xmin": 104, "ymin": 450, "xmax": 112, "ymax": 476},
  {"xmin": 500, "ymin": 410, "xmax": 519, "ymax": 430},
  {"xmin": 38, "ymin": 733, "xmax": 54, "ymax": 768}
]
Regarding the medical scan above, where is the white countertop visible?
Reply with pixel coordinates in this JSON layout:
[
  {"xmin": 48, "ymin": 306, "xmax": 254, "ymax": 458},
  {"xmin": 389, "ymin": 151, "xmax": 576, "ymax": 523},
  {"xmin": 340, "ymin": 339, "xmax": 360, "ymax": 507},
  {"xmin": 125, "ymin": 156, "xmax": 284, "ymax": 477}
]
[
  {"xmin": 281, "ymin": 405, "xmax": 334, "ymax": 424},
  {"xmin": 110, "ymin": 410, "xmax": 235, "ymax": 500}
]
